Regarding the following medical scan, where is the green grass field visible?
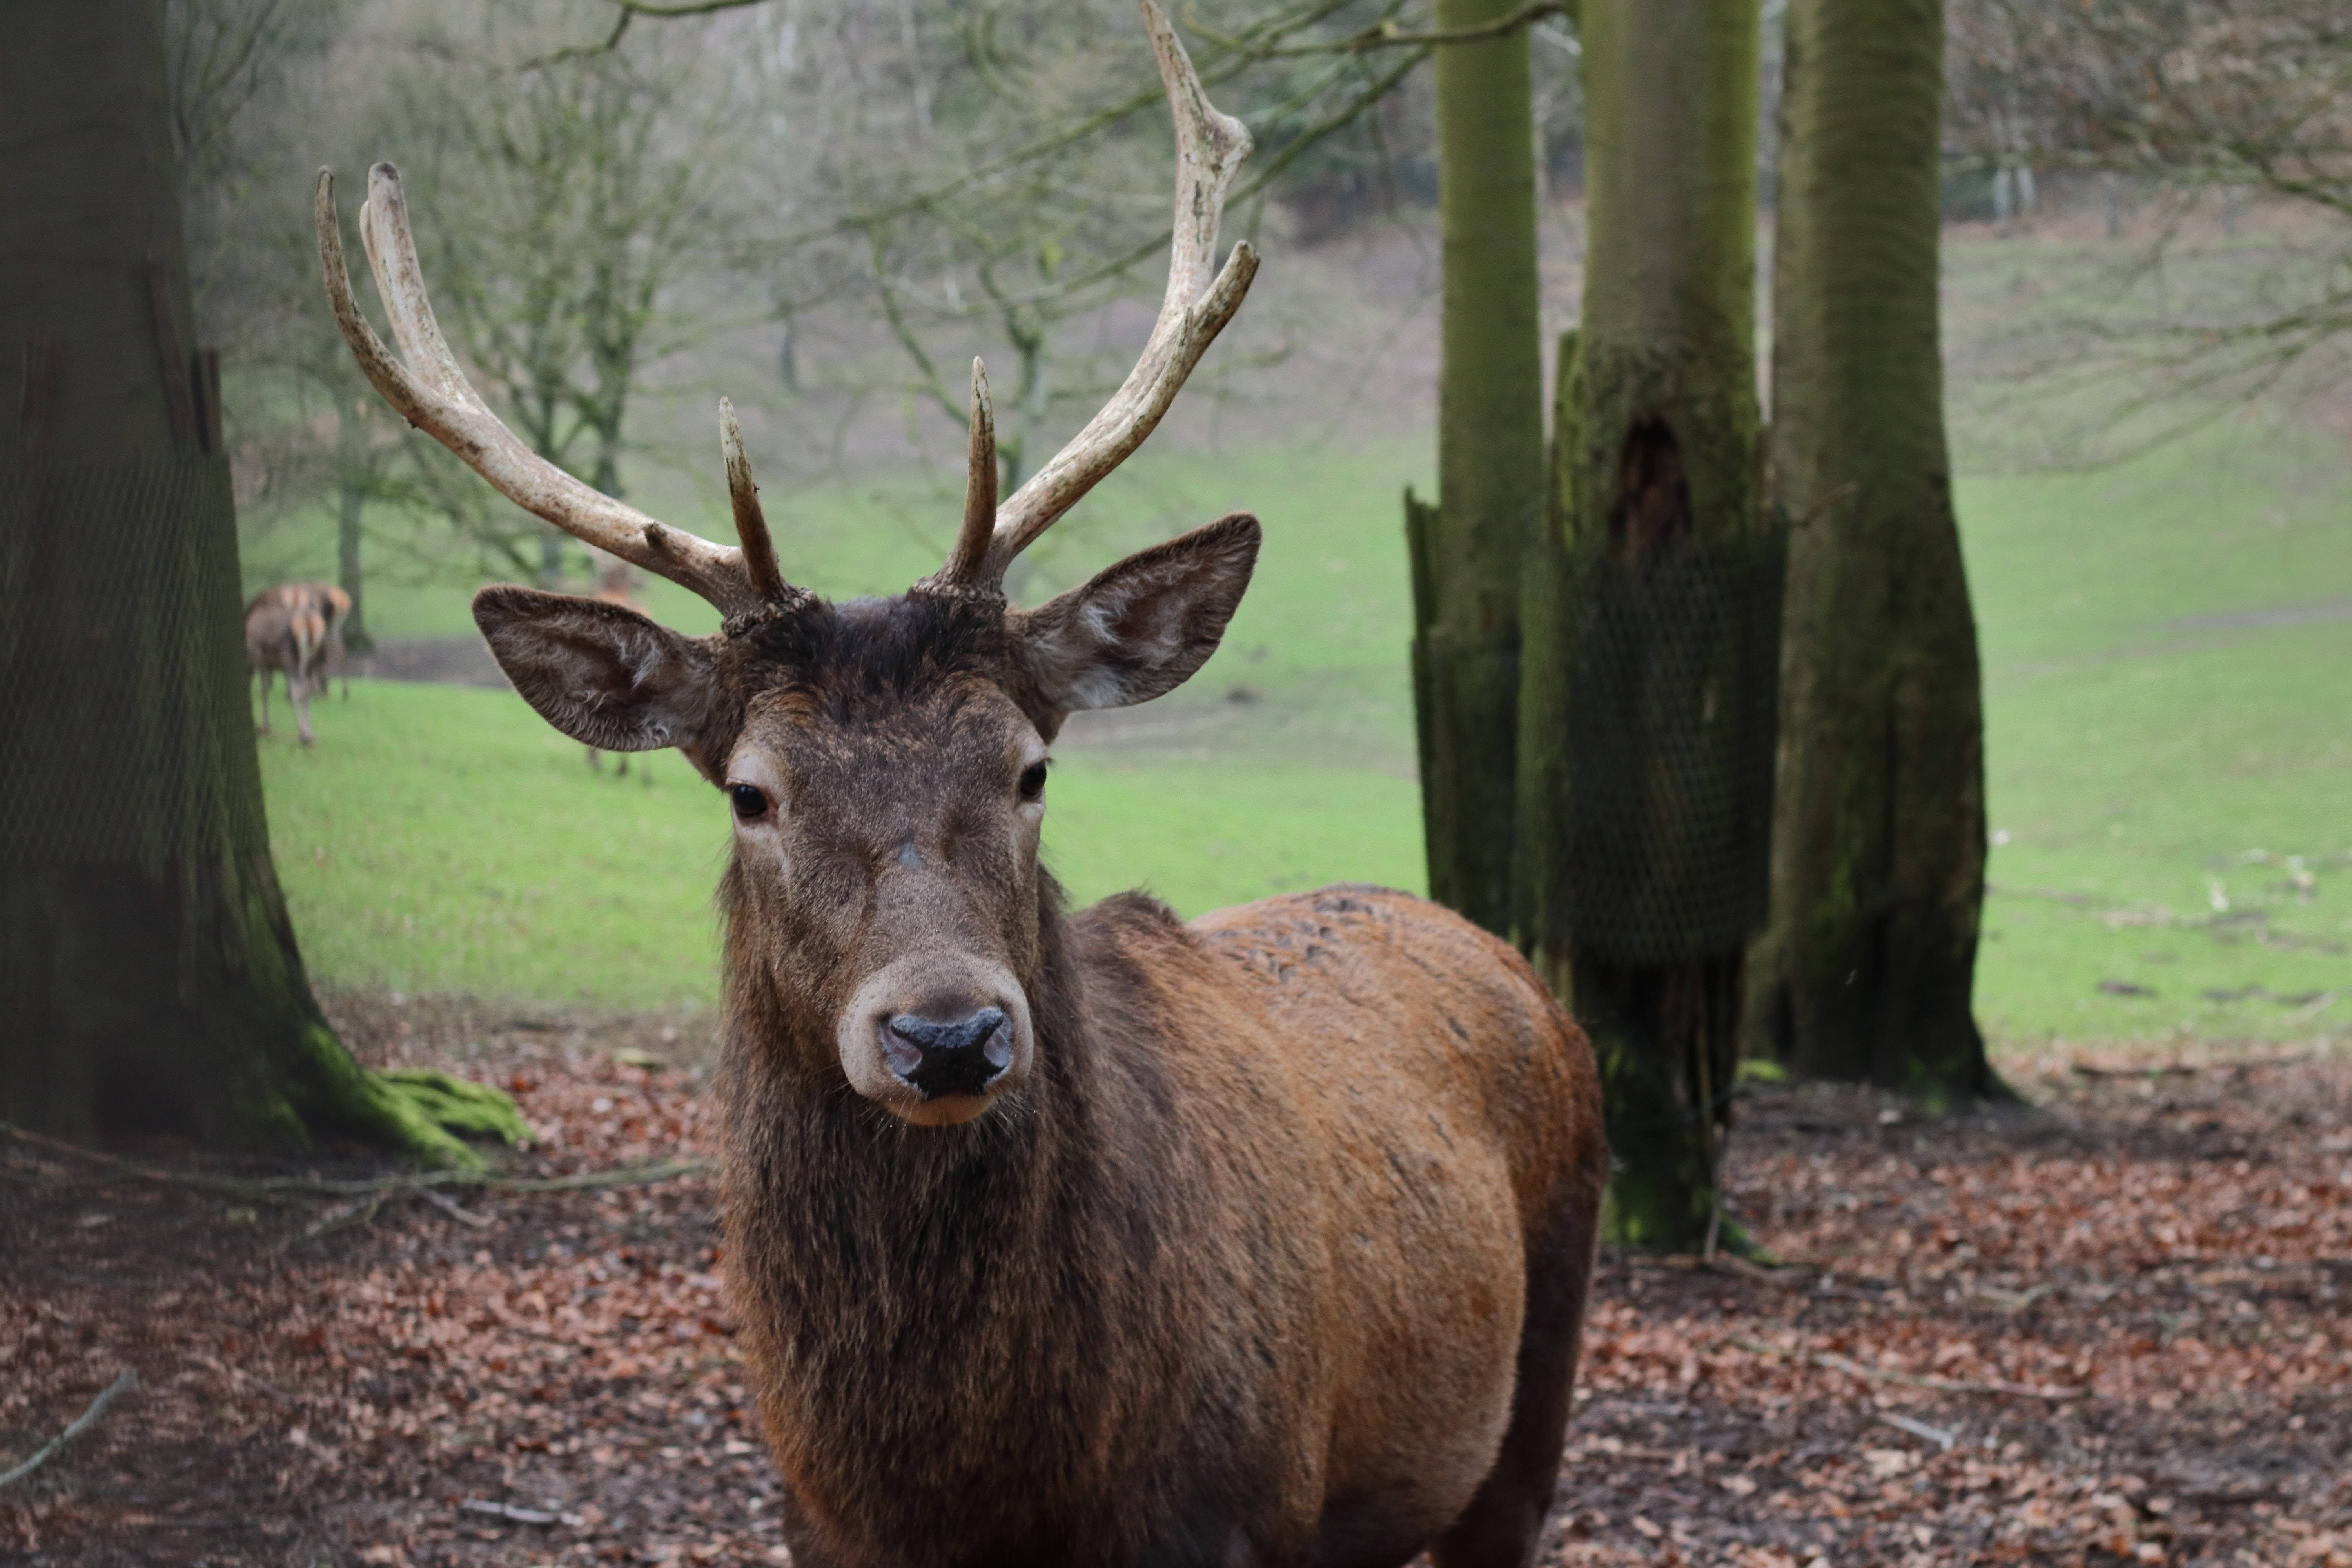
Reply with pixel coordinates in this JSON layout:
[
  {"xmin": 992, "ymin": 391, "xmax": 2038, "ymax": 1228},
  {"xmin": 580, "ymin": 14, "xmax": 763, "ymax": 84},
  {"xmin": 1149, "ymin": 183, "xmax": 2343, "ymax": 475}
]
[
  {"xmin": 1962, "ymin": 421, "xmax": 2352, "ymax": 1047},
  {"xmin": 256, "ymin": 421, "xmax": 2352, "ymax": 1048}
]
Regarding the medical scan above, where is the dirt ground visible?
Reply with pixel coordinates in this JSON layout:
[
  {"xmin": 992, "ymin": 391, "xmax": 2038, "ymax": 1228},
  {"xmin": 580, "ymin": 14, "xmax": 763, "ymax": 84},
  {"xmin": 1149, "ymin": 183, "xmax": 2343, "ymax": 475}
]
[{"xmin": 4, "ymin": 1004, "xmax": 2345, "ymax": 1568}]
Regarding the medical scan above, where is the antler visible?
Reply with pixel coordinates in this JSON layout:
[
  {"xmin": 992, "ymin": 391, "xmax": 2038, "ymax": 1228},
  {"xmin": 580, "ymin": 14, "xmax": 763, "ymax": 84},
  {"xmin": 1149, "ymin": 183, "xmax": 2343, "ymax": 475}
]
[
  {"xmin": 936, "ymin": 359, "xmax": 998, "ymax": 588},
  {"xmin": 315, "ymin": 163, "xmax": 788, "ymax": 617},
  {"xmin": 921, "ymin": 0, "xmax": 1258, "ymax": 598}
]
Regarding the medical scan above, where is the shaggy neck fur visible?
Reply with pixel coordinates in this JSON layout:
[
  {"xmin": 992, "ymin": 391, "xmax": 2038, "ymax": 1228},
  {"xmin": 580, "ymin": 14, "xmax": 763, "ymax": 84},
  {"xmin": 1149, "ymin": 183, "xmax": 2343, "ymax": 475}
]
[{"xmin": 718, "ymin": 880, "xmax": 1256, "ymax": 1567}]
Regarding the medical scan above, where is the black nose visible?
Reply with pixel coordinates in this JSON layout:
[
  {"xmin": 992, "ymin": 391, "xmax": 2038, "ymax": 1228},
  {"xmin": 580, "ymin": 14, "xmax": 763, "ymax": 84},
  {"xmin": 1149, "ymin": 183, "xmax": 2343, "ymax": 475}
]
[{"xmin": 885, "ymin": 1007, "xmax": 1012, "ymax": 1098}]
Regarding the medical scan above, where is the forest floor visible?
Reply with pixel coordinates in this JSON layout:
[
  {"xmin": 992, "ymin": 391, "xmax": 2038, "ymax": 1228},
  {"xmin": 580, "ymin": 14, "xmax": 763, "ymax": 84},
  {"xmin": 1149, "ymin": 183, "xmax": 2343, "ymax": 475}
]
[{"xmin": 3, "ymin": 1005, "xmax": 2346, "ymax": 1568}]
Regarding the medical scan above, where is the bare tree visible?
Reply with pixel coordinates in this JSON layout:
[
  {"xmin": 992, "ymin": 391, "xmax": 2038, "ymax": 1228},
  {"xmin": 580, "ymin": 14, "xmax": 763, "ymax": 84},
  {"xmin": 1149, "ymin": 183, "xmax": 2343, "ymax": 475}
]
[
  {"xmin": 704, "ymin": 0, "xmax": 1456, "ymax": 520},
  {"xmin": 165, "ymin": 0, "xmax": 415, "ymax": 646},
  {"xmin": 183, "ymin": 0, "xmax": 1561, "ymax": 618},
  {"xmin": 1946, "ymin": 0, "xmax": 2352, "ymax": 451},
  {"xmin": 410, "ymin": 28, "xmax": 722, "ymax": 583}
]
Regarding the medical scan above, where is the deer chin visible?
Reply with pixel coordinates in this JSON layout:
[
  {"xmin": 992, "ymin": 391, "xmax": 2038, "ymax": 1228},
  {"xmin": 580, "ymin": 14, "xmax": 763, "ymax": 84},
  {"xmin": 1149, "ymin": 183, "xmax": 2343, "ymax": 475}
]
[{"xmin": 836, "ymin": 961, "xmax": 1035, "ymax": 1127}]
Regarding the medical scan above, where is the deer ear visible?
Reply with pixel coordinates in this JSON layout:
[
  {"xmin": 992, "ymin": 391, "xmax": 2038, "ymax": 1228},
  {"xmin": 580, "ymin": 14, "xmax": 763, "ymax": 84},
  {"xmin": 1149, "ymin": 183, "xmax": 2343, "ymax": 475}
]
[
  {"xmin": 473, "ymin": 586, "xmax": 719, "ymax": 760},
  {"xmin": 1009, "ymin": 513, "xmax": 1260, "ymax": 717}
]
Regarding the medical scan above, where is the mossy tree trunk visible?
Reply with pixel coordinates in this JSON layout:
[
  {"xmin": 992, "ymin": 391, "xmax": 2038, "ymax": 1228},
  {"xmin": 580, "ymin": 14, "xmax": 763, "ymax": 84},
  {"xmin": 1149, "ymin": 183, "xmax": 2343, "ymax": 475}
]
[
  {"xmin": 0, "ymin": 0, "xmax": 470, "ymax": 1164},
  {"xmin": 1407, "ymin": 0, "xmax": 1545, "ymax": 937},
  {"xmin": 1517, "ymin": 0, "xmax": 1775, "ymax": 1250},
  {"xmin": 1748, "ymin": 0, "xmax": 2000, "ymax": 1105}
]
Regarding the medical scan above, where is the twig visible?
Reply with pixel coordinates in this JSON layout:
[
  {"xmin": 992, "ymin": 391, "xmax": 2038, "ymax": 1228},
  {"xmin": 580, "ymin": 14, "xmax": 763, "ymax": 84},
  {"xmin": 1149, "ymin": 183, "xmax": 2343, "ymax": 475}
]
[
  {"xmin": 1877, "ymin": 1410, "xmax": 1958, "ymax": 1451},
  {"xmin": 195, "ymin": 1354, "xmax": 299, "ymax": 1407},
  {"xmin": 1705, "ymin": 1253, "xmax": 1808, "ymax": 1289},
  {"xmin": 1189, "ymin": 0, "xmax": 1574, "ymax": 58},
  {"xmin": 292, "ymin": 1195, "xmax": 385, "ymax": 1247},
  {"xmin": 460, "ymin": 1497, "xmax": 583, "ymax": 1526},
  {"xmin": 615, "ymin": 0, "xmax": 760, "ymax": 15},
  {"xmin": 2072, "ymin": 1053, "xmax": 2311, "ymax": 1080},
  {"xmin": 2281, "ymin": 993, "xmax": 2336, "ymax": 1025},
  {"xmin": 413, "ymin": 1188, "xmax": 495, "ymax": 1229},
  {"xmin": 1631, "ymin": 1252, "xmax": 1816, "ymax": 1288},
  {"xmin": 245, "ymin": 1371, "xmax": 297, "ymax": 1405},
  {"xmin": 2180, "ymin": 1484, "xmax": 2286, "ymax": 1507},
  {"xmin": 1816, "ymin": 1348, "xmax": 2080, "ymax": 1403},
  {"xmin": 1973, "ymin": 1283, "xmax": 2057, "ymax": 1312},
  {"xmin": 0, "ymin": 1371, "xmax": 137, "ymax": 1489},
  {"xmin": 495, "ymin": 1160, "xmax": 710, "ymax": 1192},
  {"xmin": 1731, "ymin": 1338, "xmax": 2083, "ymax": 1402}
]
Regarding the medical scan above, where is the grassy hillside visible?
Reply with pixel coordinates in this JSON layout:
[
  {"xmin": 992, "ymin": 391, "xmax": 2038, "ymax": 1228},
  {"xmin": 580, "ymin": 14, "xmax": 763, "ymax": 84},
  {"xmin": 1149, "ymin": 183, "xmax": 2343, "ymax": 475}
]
[
  {"xmin": 255, "ymin": 425, "xmax": 2352, "ymax": 1048},
  {"xmin": 1963, "ymin": 423, "xmax": 2352, "ymax": 1048}
]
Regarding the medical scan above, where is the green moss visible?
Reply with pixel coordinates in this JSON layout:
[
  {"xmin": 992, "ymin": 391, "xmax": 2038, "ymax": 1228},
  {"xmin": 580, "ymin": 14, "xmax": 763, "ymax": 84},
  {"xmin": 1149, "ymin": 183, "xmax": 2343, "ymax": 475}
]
[
  {"xmin": 378, "ymin": 1068, "xmax": 532, "ymax": 1147},
  {"xmin": 280, "ymin": 1022, "xmax": 481, "ymax": 1170}
]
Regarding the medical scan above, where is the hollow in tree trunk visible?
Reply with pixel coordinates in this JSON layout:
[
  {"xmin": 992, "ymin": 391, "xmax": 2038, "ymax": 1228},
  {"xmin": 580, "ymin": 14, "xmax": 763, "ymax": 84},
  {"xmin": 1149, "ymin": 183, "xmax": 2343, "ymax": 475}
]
[{"xmin": 1517, "ymin": 0, "xmax": 1775, "ymax": 1251}]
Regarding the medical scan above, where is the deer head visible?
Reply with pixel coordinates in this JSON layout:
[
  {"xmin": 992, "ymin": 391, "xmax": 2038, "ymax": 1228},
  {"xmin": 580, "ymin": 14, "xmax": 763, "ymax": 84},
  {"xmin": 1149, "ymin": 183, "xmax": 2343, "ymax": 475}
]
[{"xmin": 317, "ymin": 0, "xmax": 1258, "ymax": 1126}]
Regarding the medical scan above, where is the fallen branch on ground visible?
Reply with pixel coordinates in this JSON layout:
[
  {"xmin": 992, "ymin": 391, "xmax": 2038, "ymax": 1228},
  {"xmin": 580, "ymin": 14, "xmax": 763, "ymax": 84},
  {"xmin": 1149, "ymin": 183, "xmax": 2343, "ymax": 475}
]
[
  {"xmin": 1876, "ymin": 1410, "xmax": 1959, "ymax": 1450},
  {"xmin": 0, "ymin": 1121, "xmax": 706, "ymax": 1200},
  {"xmin": 1731, "ymin": 1338, "xmax": 2083, "ymax": 1402},
  {"xmin": 414, "ymin": 1188, "xmax": 494, "ymax": 1229},
  {"xmin": 1632, "ymin": 1252, "xmax": 1820, "ymax": 1287},
  {"xmin": 194, "ymin": 1355, "xmax": 298, "ymax": 1407},
  {"xmin": 460, "ymin": 1497, "xmax": 582, "ymax": 1526},
  {"xmin": 2072, "ymin": 1054, "xmax": 2310, "ymax": 1079},
  {"xmin": 285, "ymin": 1195, "xmax": 387, "ymax": 1250},
  {"xmin": 0, "ymin": 1370, "xmax": 137, "ymax": 1489},
  {"xmin": 1974, "ymin": 1283, "xmax": 2058, "ymax": 1312}
]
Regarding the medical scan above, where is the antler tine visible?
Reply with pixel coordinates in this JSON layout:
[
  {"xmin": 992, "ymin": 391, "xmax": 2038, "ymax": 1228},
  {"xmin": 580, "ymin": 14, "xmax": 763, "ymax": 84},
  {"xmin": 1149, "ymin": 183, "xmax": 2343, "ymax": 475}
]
[
  {"xmin": 933, "ymin": 0, "xmax": 1258, "ymax": 594},
  {"xmin": 927, "ymin": 359, "xmax": 999, "ymax": 592},
  {"xmin": 316, "ymin": 165, "xmax": 771, "ymax": 617},
  {"xmin": 719, "ymin": 399, "xmax": 789, "ymax": 603}
]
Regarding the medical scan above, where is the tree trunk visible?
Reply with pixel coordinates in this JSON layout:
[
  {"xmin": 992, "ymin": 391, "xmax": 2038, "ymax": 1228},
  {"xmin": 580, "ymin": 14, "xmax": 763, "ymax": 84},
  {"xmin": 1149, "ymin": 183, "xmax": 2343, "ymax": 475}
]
[
  {"xmin": 1517, "ymin": 0, "xmax": 1774, "ymax": 1251},
  {"xmin": 1407, "ymin": 0, "xmax": 1544, "ymax": 937},
  {"xmin": 592, "ymin": 428, "xmax": 622, "ymax": 500},
  {"xmin": 332, "ymin": 383, "xmax": 373, "ymax": 652},
  {"xmin": 0, "ymin": 0, "xmax": 468, "ymax": 1162},
  {"xmin": 1749, "ymin": 0, "xmax": 2000, "ymax": 1106}
]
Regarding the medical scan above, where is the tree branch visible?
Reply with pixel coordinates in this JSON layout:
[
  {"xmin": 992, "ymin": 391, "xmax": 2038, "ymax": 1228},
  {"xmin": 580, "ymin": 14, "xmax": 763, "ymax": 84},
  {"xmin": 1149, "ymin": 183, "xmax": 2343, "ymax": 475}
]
[
  {"xmin": 0, "ymin": 1372, "xmax": 137, "ymax": 1490},
  {"xmin": 1182, "ymin": 0, "xmax": 1573, "ymax": 59},
  {"xmin": 0, "ymin": 1120, "xmax": 706, "ymax": 1198}
]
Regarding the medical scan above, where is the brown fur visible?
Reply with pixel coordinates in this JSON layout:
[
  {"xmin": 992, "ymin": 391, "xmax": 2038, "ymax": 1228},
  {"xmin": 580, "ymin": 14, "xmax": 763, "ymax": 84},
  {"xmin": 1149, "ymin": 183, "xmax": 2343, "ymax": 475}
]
[
  {"xmin": 471, "ymin": 522, "xmax": 1607, "ymax": 1568},
  {"xmin": 585, "ymin": 554, "xmax": 648, "ymax": 775},
  {"xmin": 245, "ymin": 581, "xmax": 349, "ymax": 744}
]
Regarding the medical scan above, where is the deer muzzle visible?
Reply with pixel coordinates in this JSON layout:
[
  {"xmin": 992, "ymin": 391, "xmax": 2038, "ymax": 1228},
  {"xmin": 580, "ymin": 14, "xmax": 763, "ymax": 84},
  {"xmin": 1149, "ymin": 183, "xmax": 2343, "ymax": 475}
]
[{"xmin": 838, "ymin": 958, "xmax": 1034, "ymax": 1125}]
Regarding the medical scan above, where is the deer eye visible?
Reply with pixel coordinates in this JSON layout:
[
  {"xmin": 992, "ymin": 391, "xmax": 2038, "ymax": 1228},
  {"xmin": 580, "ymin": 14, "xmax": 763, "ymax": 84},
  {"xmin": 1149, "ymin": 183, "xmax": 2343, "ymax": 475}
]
[
  {"xmin": 728, "ymin": 784, "xmax": 770, "ymax": 822},
  {"xmin": 1018, "ymin": 761, "xmax": 1048, "ymax": 803}
]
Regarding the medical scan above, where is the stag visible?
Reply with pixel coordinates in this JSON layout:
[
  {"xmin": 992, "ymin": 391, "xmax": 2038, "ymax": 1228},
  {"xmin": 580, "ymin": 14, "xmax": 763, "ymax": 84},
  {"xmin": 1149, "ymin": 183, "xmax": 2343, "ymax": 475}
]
[
  {"xmin": 245, "ymin": 581, "xmax": 350, "ymax": 745},
  {"xmin": 317, "ymin": 7, "xmax": 1604, "ymax": 1563}
]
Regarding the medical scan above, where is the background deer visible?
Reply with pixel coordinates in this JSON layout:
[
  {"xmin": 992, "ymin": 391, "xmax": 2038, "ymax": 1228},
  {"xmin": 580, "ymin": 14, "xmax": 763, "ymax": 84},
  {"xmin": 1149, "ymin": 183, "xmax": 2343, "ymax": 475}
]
[
  {"xmin": 316, "ymin": 6, "xmax": 1605, "ymax": 1561},
  {"xmin": 244, "ymin": 581, "xmax": 351, "ymax": 745}
]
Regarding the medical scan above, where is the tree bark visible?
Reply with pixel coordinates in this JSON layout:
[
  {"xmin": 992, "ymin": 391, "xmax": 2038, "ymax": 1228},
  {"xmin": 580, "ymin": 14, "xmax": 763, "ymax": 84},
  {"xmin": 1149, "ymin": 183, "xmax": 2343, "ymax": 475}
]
[
  {"xmin": 1750, "ymin": 0, "xmax": 2001, "ymax": 1105},
  {"xmin": 1517, "ymin": 0, "xmax": 1773, "ymax": 1250},
  {"xmin": 332, "ymin": 381, "xmax": 373, "ymax": 652},
  {"xmin": 1408, "ymin": 0, "xmax": 1544, "ymax": 937},
  {"xmin": 0, "ymin": 0, "xmax": 467, "ymax": 1161}
]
